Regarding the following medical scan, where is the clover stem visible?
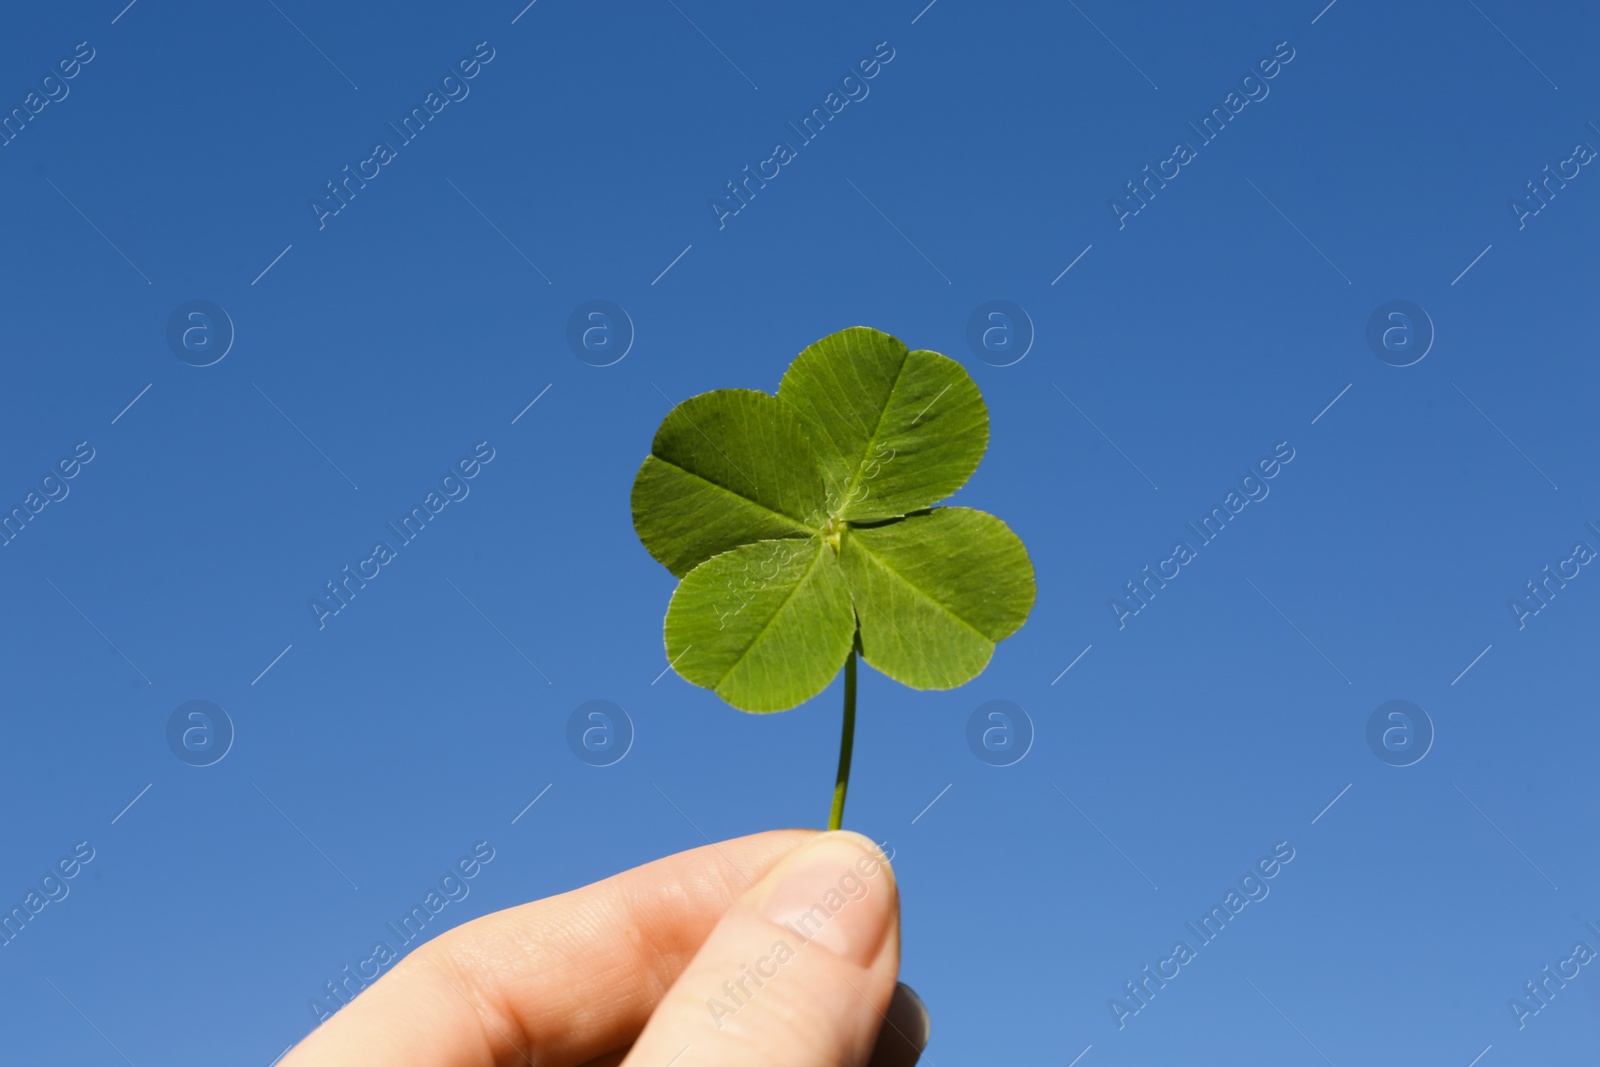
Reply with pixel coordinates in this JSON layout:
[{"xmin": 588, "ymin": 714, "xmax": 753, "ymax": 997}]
[{"xmin": 829, "ymin": 646, "xmax": 858, "ymax": 831}]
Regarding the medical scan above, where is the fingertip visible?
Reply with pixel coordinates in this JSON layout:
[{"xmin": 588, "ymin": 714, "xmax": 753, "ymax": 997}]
[
  {"xmin": 866, "ymin": 982, "xmax": 929, "ymax": 1067},
  {"xmin": 755, "ymin": 831, "xmax": 898, "ymax": 968},
  {"xmin": 817, "ymin": 830, "xmax": 897, "ymax": 893},
  {"xmin": 619, "ymin": 827, "xmax": 903, "ymax": 1066}
]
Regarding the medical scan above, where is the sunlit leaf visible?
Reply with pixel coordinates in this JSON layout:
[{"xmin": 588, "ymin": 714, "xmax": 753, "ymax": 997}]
[
  {"xmin": 664, "ymin": 538, "xmax": 856, "ymax": 712},
  {"xmin": 631, "ymin": 388, "xmax": 827, "ymax": 577},
  {"xmin": 841, "ymin": 508, "xmax": 1034, "ymax": 689},
  {"xmin": 779, "ymin": 326, "xmax": 988, "ymax": 522}
]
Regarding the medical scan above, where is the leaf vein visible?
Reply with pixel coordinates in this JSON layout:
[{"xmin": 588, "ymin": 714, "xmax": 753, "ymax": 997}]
[
  {"xmin": 654, "ymin": 457, "xmax": 823, "ymax": 536},
  {"xmin": 836, "ymin": 342, "xmax": 911, "ymax": 513},
  {"xmin": 847, "ymin": 533, "xmax": 994, "ymax": 644},
  {"xmin": 713, "ymin": 541, "xmax": 833, "ymax": 688}
]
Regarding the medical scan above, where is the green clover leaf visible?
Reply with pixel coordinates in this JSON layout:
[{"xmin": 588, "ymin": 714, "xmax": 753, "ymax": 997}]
[{"xmin": 631, "ymin": 326, "xmax": 1036, "ymax": 826}]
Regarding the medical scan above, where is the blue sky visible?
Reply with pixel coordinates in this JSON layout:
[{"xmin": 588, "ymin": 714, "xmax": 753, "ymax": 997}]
[{"xmin": 2, "ymin": 0, "xmax": 1598, "ymax": 1063}]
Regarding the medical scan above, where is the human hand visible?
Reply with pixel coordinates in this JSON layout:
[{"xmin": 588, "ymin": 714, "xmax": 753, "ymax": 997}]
[{"xmin": 281, "ymin": 829, "xmax": 928, "ymax": 1067}]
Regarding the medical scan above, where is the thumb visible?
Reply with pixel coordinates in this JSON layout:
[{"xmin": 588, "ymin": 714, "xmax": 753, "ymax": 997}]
[{"xmin": 620, "ymin": 831, "xmax": 910, "ymax": 1067}]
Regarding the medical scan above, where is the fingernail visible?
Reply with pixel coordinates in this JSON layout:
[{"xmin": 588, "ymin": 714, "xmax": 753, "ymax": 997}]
[{"xmin": 758, "ymin": 831, "xmax": 895, "ymax": 967}]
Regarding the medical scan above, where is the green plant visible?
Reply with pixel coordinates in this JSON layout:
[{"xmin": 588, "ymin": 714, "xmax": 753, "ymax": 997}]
[{"xmin": 631, "ymin": 326, "xmax": 1035, "ymax": 829}]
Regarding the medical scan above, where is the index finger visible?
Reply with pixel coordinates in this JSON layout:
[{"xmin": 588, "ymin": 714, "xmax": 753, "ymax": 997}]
[{"xmin": 282, "ymin": 829, "xmax": 818, "ymax": 1067}]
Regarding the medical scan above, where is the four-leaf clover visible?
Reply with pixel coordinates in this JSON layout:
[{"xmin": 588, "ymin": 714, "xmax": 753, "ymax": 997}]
[{"xmin": 632, "ymin": 326, "xmax": 1036, "ymax": 716}]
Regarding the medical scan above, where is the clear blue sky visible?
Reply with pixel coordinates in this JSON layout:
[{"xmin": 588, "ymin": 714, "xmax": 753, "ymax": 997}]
[{"xmin": 2, "ymin": 1, "xmax": 1597, "ymax": 1063}]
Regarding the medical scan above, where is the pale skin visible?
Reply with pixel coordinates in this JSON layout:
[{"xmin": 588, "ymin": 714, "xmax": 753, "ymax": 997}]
[{"xmin": 282, "ymin": 830, "xmax": 927, "ymax": 1067}]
